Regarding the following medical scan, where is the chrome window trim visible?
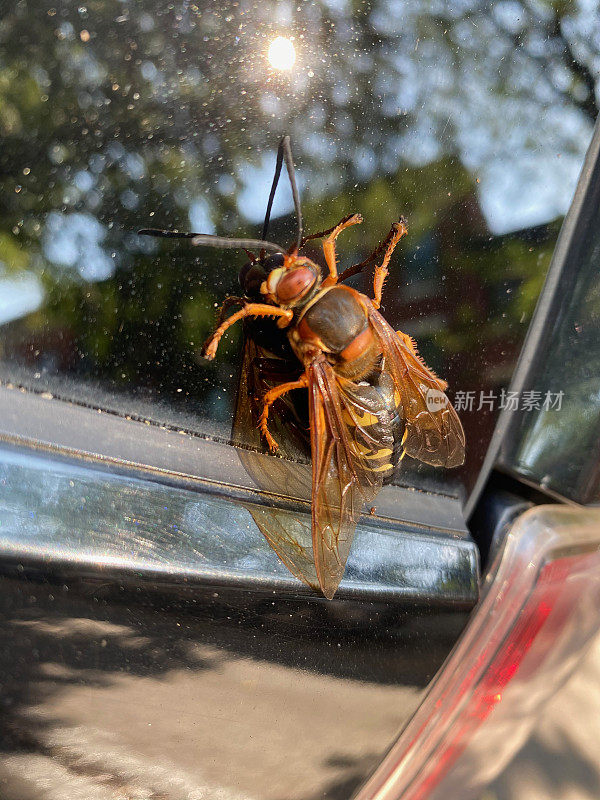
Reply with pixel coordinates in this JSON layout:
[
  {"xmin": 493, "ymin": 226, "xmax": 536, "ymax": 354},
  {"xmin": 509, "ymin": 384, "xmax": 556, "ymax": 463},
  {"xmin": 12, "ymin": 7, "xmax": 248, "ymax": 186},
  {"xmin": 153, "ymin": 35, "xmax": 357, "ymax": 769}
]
[
  {"xmin": 0, "ymin": 384, "xmax": 469, "ymax": 536},
  {"xmin": 0, "ymin": 442, "xmax": 479, "ymax": 606}
]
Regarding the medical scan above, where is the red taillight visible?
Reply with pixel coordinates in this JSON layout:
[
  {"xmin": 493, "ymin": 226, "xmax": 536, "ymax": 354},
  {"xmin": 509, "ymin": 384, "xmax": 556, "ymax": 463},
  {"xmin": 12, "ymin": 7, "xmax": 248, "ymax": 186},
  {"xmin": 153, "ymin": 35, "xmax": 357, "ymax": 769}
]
[{"xmin": 355, "ymin": 507, "xmax": 600, "ymax": 800}]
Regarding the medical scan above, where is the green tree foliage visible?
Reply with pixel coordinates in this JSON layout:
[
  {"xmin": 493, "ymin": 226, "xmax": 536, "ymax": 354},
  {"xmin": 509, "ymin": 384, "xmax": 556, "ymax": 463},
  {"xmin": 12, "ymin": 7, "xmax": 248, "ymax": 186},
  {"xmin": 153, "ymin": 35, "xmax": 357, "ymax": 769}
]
[{"xmin": 0, "ymin": 0, "xmax": 596, "ymax": 428}]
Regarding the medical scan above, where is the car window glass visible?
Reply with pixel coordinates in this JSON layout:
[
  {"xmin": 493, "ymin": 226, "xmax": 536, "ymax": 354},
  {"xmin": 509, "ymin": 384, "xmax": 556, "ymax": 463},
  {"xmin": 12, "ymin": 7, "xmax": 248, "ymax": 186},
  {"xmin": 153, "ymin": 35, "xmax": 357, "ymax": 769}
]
[{"xmin": 0, "ymin": 0, "xmax": 596, "ymax": 496}]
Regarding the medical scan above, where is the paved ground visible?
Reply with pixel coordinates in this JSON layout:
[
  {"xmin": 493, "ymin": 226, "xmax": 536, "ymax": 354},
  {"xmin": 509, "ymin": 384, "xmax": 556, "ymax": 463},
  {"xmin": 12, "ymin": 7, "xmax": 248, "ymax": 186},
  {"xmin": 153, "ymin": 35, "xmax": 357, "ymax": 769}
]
[
  {"xmin": 1, "ymin": 647, "xmax": 419, "ymax": 800},
  {"xmin": 1, "ymin": 582, "xmax": 598, "ymax": 800},
  {"xmin": 0, "ymin": 582, "xmax": 452, "ymax": 800}
]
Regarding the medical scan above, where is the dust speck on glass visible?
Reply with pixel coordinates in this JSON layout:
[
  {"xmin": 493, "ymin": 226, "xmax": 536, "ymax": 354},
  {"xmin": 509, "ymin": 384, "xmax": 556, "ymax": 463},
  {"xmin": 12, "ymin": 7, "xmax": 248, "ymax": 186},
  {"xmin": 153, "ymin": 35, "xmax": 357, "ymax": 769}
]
[{"xmin": 0, "ymin": 0, "xmax": 595, "ymax": 494}]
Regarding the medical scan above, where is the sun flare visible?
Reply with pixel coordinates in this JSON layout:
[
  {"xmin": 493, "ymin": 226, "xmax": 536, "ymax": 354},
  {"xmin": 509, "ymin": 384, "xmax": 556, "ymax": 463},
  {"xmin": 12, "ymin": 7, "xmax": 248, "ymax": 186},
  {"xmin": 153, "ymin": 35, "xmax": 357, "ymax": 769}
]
[{"xmin": 267, "ymin": 36, "xmax": 296, "ymax": 71}]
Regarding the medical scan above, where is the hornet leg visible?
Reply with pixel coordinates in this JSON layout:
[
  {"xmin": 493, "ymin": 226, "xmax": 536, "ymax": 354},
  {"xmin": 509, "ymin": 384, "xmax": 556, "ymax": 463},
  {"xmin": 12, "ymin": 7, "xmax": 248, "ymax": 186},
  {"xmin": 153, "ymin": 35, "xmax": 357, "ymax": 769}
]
[
  {"xmin": 372, "ymin": 218, "xmax": 408, "ymax": 308},
  {"xmin": 321, "ymin": 213, "xmax": 363, "ymax": 288},
  {"xmin": 339, "ymin": 220, "xmax": 406, "ymax": 283},
  {"xmin": 203, "ymin": 303, "xmax": 293, "ymax": 360},
  {"xmin": 215, "ymin": 296, "xmax": 246, "ymax": 327},
  {"xmin": 300, "ymin": 213, "xmax": 356, "ymax": 248},
  {"xmin": 259, "ymin": 374, "xmax": 309, "ymax": 453}
]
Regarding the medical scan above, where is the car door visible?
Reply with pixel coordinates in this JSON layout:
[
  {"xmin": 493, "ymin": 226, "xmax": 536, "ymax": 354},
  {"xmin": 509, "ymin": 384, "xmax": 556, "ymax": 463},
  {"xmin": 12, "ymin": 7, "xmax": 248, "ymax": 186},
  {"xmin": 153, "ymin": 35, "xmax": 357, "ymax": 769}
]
[{"xmin": 0, "ymin": 2, "xmax": 597, "ymax": 798}]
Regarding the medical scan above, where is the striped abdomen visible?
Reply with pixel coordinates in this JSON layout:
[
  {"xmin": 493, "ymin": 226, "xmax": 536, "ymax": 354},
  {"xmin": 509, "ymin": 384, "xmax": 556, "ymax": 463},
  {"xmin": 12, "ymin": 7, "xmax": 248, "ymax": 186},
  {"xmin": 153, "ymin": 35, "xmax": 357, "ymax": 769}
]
[{"xmin": 342, "ymin": 365, "xmax": 405, "ymax": 484}]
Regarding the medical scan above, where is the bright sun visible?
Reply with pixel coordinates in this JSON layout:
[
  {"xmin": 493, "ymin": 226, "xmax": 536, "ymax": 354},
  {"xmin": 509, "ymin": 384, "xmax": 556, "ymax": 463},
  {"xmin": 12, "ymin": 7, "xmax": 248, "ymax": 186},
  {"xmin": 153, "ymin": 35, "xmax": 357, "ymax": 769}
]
[{"xmin": 267, "ymin": 37, "xmax": 296, "ymax": 71}]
